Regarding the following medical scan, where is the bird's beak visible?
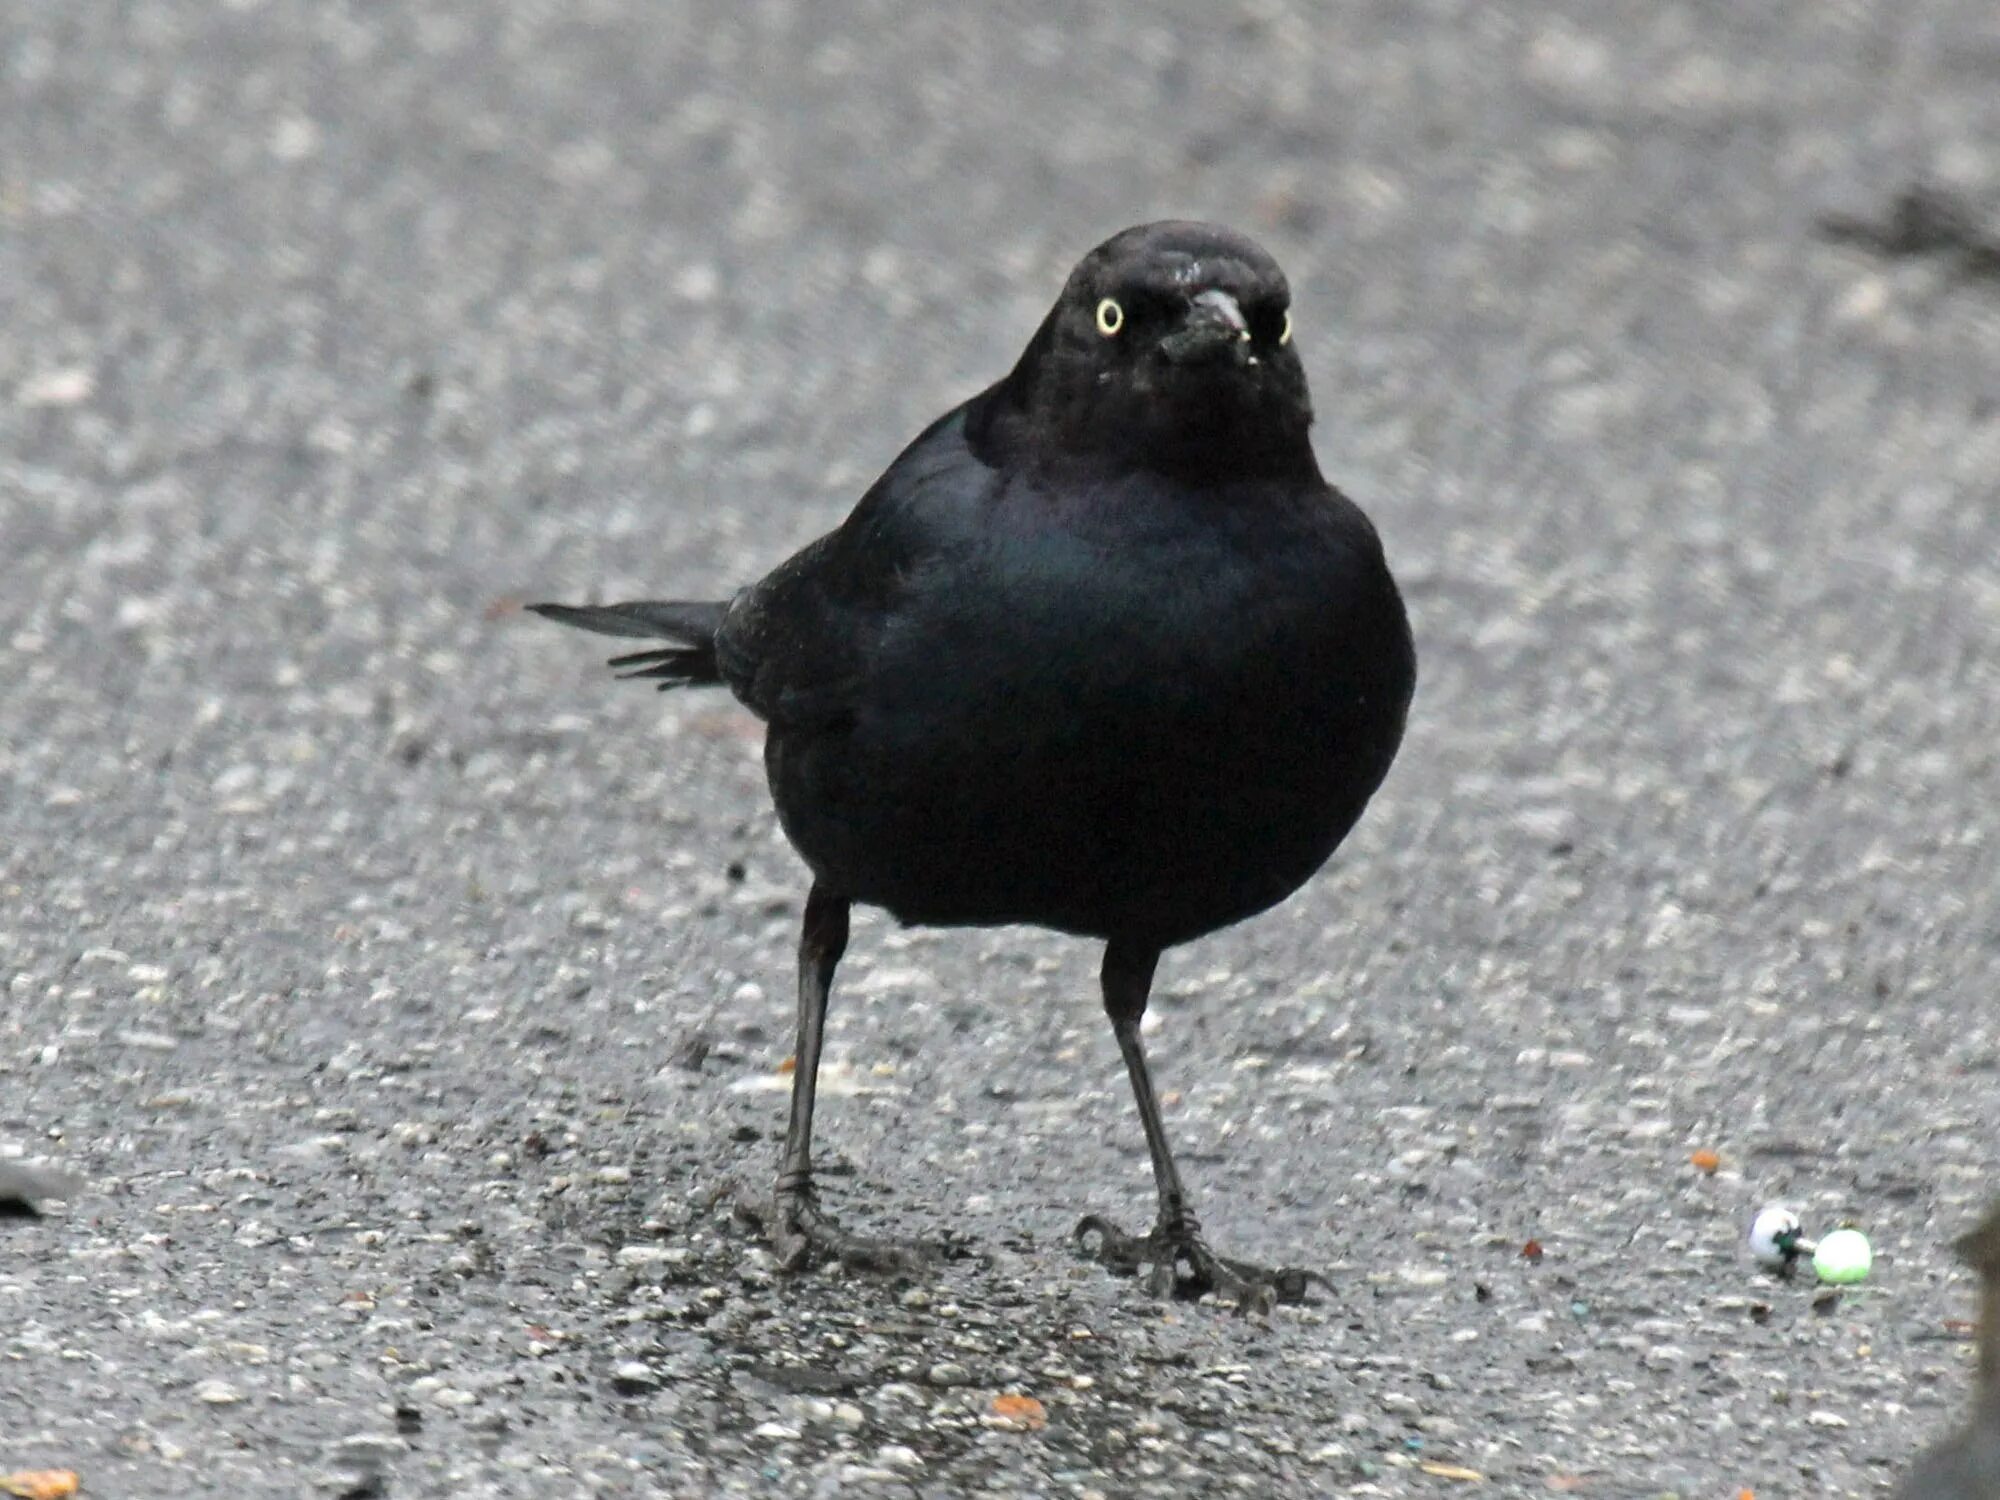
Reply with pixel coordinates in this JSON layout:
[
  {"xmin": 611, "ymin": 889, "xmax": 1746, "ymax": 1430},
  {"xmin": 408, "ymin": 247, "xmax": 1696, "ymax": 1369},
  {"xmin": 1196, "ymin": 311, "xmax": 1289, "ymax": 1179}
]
[{"xmin": 1160, "ymin": 288, "xmax": 1250, "ymax": 365}]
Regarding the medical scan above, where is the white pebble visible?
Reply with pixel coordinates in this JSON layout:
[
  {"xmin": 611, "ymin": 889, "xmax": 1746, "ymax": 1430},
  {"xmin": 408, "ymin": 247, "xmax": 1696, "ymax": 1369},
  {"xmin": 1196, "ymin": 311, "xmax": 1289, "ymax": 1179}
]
[{"xmin": 17, "ymin": 367, "xmax": 95, "ymax": 407}]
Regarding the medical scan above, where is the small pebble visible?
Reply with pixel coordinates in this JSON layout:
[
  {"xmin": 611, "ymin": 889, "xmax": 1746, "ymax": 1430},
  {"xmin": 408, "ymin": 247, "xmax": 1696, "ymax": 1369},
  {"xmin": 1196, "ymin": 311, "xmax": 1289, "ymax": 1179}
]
[
  {"xmin": 611, "ymin": 1361, "xmax": 657, "ymax": 1393},
  {"xmin": 18, "ymin": 367, "xmax": 95, "ymax": 407},
  {"xmin": 616, "ymin": 1245, "xmax": 674, "ymax": 1267}
]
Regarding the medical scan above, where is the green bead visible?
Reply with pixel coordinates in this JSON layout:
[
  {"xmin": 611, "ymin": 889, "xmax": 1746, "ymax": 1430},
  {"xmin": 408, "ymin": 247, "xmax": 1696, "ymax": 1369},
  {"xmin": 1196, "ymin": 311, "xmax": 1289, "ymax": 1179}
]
[{"xmin": 1813, "ymin": 1228, "xmax": 1872, "ymax": 1284}]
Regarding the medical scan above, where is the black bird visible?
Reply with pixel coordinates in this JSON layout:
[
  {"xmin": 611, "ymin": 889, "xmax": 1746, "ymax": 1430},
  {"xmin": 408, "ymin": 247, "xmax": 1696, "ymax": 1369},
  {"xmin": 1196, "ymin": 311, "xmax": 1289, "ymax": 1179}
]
[
  {"xmin": 1897, "ymin": 1201, "xmax": 2000, "ymax": 1499},
  {"xmin": 532, "ymin": 222, "xmax": 1415, "ymax": 1307}
]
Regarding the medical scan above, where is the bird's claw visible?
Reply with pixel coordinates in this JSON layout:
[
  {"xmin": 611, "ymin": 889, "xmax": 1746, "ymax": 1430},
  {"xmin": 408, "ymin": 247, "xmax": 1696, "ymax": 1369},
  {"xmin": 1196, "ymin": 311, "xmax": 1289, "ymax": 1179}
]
[
  {"xmin": 733, "ymin": 1182, "xmax": 933, "ymax": 1275},
  {"xmin": 1074, "ymin": 1213, "xmax": 1327, "ymax": 1312}
]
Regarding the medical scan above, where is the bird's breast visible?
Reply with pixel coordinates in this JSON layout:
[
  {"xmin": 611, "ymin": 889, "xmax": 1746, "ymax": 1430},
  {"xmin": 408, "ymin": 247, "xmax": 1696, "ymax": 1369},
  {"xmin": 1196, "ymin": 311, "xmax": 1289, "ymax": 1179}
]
[{"xmin": 773, "ymin": 482, "xmax": 1411, "ymax": 944}]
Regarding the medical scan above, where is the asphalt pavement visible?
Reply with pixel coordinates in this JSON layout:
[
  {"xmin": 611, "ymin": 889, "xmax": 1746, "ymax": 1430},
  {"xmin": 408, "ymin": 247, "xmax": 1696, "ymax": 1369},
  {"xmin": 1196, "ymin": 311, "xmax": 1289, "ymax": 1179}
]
[{"xmin": 4, "ymin": 2, "xmax": 1999, "ymax": 1495}]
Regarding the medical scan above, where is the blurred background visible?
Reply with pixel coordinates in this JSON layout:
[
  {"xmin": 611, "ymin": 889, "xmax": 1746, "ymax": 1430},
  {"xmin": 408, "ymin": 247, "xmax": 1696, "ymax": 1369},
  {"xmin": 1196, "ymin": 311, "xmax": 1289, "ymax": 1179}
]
[{"xmin": 3, "ymin": 2, "xmax": 1998, "ymax": 1494}]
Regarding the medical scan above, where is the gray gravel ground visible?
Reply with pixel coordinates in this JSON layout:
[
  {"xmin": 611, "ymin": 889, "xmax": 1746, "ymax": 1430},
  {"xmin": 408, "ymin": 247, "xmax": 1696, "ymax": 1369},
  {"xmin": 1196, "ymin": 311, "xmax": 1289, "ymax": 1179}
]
[{"xmin": 5, "ymin": 2, "xmax": 2000, "ymax": 1495}]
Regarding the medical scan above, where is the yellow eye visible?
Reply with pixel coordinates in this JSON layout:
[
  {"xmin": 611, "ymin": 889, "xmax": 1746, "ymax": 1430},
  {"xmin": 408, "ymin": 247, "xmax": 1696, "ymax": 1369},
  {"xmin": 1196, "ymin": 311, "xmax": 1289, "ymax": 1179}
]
[
  {"xmin": 1279, "ymin": 308, "xmax": 1293, "ymax": 346},
  {"xmin": 1095, "ymin": 297, "xmax": 1124, "ymax": 336}
]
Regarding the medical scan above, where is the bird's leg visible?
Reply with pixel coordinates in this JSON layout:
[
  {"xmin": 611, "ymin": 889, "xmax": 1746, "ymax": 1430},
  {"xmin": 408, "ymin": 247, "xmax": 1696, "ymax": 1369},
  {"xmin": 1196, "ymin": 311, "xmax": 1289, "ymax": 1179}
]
[
  {"xmin": 734, "ymin": 883, "xmax": 926, "ymax": 1273},
  {"xmin": 1074, "ymin": 942, "xmax": 1330, "ymax": 1312}
]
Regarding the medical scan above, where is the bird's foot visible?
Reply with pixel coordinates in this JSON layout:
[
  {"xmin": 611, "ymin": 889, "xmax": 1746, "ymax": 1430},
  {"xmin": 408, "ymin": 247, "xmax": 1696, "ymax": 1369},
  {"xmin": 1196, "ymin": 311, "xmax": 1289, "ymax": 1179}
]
[
  {"xmin": 1074, "ymin": 1212, "xmax": 1328, "ymax": 1312},
  {"xmin": 733, "ymin": 1180, "xmax": 933, "ymax": 1275}
]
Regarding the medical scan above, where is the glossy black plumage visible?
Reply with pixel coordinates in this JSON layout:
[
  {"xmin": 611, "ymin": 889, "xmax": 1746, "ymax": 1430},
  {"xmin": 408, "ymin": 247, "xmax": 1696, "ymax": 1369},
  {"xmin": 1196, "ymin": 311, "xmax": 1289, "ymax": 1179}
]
[{"xmin": 532, "ymin": 222, "xmax": 1415, "ymax": 1306}]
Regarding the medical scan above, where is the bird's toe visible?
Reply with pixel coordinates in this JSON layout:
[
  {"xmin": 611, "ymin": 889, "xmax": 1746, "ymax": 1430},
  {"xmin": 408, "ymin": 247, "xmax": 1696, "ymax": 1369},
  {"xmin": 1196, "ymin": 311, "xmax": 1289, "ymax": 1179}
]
[
  {"xmin": 737, "ymin": 1182, "xmax": 935, "ymax": 1275},
  {"xmin": 1074, "ymin": 1213, "xmax": 1325, "ymax": 1311}
]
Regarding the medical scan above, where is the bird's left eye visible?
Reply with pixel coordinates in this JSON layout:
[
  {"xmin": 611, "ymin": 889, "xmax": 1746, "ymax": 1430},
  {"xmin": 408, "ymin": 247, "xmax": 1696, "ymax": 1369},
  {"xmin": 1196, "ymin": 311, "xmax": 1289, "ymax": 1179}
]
[{"xmin": 1095, "ymin": 298, "xmax": 1124, "ymax": 337}]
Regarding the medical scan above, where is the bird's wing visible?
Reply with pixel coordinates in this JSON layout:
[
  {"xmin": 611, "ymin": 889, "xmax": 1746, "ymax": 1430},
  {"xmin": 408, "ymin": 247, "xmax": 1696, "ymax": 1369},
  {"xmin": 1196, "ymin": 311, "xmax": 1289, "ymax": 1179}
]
[
  {"xmin": 716, "ymin": 401, "xmax": 994, "ymax": 730},
  {"xmin": 712, "ymin": 533, "xmax": 867, "ymax": 727}
]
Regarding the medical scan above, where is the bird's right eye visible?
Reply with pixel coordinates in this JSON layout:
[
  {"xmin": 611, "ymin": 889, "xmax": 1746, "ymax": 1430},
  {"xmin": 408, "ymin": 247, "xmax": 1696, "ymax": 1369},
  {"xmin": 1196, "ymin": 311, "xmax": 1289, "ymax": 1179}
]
[{"xmin": 1095, "ymin": 298, "xmax": 1124, "ymax": 337}]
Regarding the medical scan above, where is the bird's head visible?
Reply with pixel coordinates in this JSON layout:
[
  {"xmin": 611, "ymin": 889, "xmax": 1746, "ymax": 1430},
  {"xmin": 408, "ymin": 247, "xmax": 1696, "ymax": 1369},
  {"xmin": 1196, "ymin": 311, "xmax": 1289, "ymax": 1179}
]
[{"xmin": 981, "ymin": 221, "xmax": 1317, "ymax": 480}]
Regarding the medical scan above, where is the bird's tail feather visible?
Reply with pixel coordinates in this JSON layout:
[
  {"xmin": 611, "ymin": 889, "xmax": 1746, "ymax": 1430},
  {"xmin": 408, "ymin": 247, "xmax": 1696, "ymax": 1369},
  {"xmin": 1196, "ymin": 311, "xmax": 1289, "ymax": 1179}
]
[{"xmin": 528, "ymin": 600, "xmax": 727, "ymax": 690}]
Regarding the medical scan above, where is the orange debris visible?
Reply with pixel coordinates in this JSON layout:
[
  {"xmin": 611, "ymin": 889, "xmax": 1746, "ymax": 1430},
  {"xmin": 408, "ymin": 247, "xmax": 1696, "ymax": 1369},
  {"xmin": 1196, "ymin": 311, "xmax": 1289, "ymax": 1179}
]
[
  {"xmin": 1, "ymin": 1474, "xmax": 80, "ymax": 1500},
  {"xmin": 988, "ymin": 1393, "xmax": 1048, "ymax": 1431}
]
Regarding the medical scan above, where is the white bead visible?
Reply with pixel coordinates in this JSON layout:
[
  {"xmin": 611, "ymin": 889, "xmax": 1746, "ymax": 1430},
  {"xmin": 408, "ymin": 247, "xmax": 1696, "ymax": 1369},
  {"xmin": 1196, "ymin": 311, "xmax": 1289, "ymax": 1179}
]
[{"xmin": 1748, "ymin": 1203, "xmax": 1805, "ymax": 1269}]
